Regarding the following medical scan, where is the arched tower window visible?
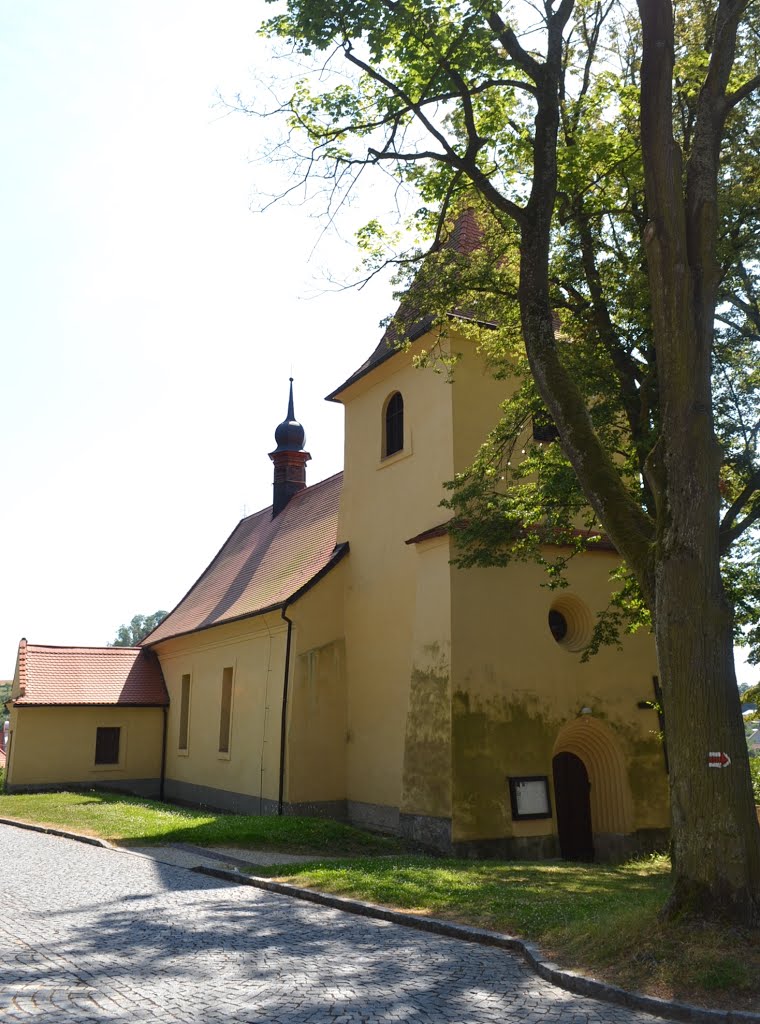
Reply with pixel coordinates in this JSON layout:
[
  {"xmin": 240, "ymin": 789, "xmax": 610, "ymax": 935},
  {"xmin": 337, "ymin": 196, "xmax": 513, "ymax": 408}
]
[{"xmin": 384, "ymin": 391, "xmax": 404, "ymax": 457}]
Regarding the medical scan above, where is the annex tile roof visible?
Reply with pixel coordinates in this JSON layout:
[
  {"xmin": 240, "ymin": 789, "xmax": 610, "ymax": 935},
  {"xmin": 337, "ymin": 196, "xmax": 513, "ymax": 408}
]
[
  {"xmin": 143, "ymin": 472, "xmax": 346, "ymax": 645},
  {"xmin": 12, "ymin": 640, "xmax": 168, "ymax": 707}
]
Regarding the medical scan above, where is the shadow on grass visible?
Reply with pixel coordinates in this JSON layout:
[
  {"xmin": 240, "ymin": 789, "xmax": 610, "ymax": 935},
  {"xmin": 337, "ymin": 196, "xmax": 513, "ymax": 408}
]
[{"xmin": 0, "ymin": 788, "xmax": 405, "ymax": 855}]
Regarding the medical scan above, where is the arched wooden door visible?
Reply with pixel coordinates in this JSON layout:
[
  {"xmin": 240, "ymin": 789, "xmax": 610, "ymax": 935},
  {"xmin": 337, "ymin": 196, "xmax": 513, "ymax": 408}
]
[{"xmin": 552, "ymin": 751, "xmax": 594, "ymax": 861}]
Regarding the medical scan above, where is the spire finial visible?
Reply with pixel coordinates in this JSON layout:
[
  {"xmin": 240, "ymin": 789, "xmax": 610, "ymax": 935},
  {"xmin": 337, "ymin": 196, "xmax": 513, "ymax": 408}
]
[
  {"xmin": 273, "ymin": 378, "xmax": 306, "ymax": 453},
  {"xmin": 287, "ymin": 377, "xmax": 295, "ymax": 420}
]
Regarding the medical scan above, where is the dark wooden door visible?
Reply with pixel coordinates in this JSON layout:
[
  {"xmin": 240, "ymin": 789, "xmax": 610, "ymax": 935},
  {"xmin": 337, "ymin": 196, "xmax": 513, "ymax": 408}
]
[{"xmin": 552, "ymin": 752, "xmax": 594, "ymax": 861}]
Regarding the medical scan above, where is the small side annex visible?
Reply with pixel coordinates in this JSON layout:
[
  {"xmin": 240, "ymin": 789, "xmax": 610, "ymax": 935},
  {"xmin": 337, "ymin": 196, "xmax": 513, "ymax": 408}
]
[{"xmin": 5, "ymin": 641, "xmax": 168, "ymax": 797}]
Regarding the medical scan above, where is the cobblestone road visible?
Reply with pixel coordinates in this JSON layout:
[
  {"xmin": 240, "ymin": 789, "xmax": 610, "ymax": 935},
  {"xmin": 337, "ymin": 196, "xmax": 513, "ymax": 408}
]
[{"xmin": 0, "ymin": 825, "xmax": 666, "ymax": 1024}]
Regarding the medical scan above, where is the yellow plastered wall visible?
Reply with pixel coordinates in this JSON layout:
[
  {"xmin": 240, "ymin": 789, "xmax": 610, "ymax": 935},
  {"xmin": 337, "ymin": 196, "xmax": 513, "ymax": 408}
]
[
  {"xmin": 5, "ymin": 705, "xmax": 163, "ymax": 788},
  {"xmin": 449, "ymin": 333, "xmax": 519, "ymax": 474},
  {"xmin": 401, "ymin": 534, "xmax": 452, "ymax": 819},
  {"xmin": 450, "ymin": 550, "xmax": 668, "ymax": 843},
  {"xmin": 155, "ymin": 613, "xmax": 287, "ymax": 805},
  {"xmin": 286, "ymin": 560, "xmax": 348, "ymax": 804},
  {"xmin": 336, "ymin": 338, "xmax": 456, "ymax": 813}
]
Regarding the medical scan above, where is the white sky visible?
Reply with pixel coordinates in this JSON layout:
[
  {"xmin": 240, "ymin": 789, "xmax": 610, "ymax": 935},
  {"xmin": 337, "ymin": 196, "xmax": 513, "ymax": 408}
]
[
  {"xmin": 1, "ymin": 1, "xmax": 755, "ymax": 687},
  {"xmin": 0, "ymin": 0, "xmax": 395, "ymax": 675}
]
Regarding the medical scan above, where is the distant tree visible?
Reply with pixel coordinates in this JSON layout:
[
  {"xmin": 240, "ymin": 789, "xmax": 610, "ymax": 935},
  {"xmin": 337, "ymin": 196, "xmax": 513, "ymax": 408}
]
[
  {"xmin": 742, "ymin": 683, "xmax": 760, "ymax": 722},
  {"xmin": 110, "ymin": 612, "xmax": 167, "ymax": 647}
]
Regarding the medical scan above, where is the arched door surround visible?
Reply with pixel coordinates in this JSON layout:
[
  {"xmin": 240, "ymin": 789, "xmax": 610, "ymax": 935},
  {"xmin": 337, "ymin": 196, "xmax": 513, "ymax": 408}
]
[{"xmin": 552, "ymin": 716, "xmax": 634, "ymax": 839}]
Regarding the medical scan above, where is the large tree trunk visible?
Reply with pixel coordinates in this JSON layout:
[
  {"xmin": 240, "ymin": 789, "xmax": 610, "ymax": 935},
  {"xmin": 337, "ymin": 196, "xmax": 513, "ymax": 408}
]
[
  {"xmin": 522, "ymin": 0, "xmax": 760, "ymax": 924},
  {"xmin": 656, "ymin": 551, "xmax": 760, "ymax": 924},
  {"xmin": 637, "ymin": 0, "xmax": 760, "ymax": 922}
]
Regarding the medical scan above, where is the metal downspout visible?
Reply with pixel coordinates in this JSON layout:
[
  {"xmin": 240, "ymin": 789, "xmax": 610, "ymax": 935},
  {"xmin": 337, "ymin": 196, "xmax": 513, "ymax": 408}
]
[
  {"xmin": 159, "ymin": 705, "xmax": 168, "ymax": 802},
  {"xmin": 278, "ymin": 605, "xmax": 294, "ymax": 816}
]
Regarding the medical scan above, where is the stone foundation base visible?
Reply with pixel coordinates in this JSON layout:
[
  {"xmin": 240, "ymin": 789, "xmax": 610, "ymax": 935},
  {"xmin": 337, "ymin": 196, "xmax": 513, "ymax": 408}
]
[
  {"xmin": 346, "ymin": 800, "xmax": 400, "ymax": 834},
  {"xmin": 452, "ymin": 828, "xmax": 670, "ymax": 863},
  {"xmin": 593, "ymin": 828, "xmax": 669, "ymax": 863},
  {"xmin": 399, "ymin": 812, "xmax": 452, "ymax": 852},
  {"xmin": 164, "ymin": 779, "xmax": 350, "ymax": 821},
  {"xmin": 452, "ymin": 834, "xmax": 559, "ymax": 860}
]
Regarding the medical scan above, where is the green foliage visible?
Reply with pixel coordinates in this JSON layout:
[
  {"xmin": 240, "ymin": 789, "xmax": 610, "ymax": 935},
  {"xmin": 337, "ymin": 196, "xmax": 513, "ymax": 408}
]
[
  {"xmin": 749, "ymin": 757, "xmax": 760, "ymax": 803},
  {"xmin": 258, "ymin": 0, "xmax": 760, "ymax": 659},
  {"xmin": 110, "ymin": 611, "xmax": 167, "ymax": 647}
]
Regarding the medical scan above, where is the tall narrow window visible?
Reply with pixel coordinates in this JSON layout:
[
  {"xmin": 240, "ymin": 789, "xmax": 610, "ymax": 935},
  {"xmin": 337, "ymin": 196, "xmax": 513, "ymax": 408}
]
[
  {"xmin": 384, "ymin": 391, "xmax": 404, "ymax": 456},
  {"xmin": 178, "ymin": 674, "xmax": 191, "ymax": 751},
  {"xmin": 532, "ymin": 411, "xmax": 559, "ymax": 443},
  {"xmin": 95, "ymin": 727, "xmax": 120, "ymax": 765},
  {"xmin": 218, "ymin": 667, "xmax": 233, "ymax": 754}
]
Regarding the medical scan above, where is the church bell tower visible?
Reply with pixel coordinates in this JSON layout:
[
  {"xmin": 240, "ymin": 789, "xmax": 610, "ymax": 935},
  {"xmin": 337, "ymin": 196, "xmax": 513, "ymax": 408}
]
[{"xmin": 269, "ymin": 378, "xmax": 311, "ymax": 517}]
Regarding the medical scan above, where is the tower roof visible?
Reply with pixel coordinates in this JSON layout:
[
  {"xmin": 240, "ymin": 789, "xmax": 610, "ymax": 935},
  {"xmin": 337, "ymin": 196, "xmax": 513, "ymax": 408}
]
[
  {"xmin": 326, "ymin": 208, "xmax": 493, "ymax": 401},
  {"xmin": 273, "ymin": 378, "xmax": 306, "ymax": 452}
]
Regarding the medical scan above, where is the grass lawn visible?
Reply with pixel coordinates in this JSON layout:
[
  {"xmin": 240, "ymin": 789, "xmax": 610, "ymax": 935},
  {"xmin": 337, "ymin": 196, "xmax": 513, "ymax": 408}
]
[
  {"xmin": 0, "ymin": 789, "xmax": 758, "ymax": 1012},
  {"xmin": 251, "ymin": 856, "xmax": 760, "ymax": 1013},
  {"xmin": 0, "ymin": 789, "xmax": 402, "ymax": 854}
]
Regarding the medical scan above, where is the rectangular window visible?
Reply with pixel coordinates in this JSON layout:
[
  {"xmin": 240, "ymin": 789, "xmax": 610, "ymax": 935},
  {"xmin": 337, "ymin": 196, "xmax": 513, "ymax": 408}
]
[
  {"xmin": 178, "ymin": 674, "xmax": 191, "ymax": 751},
  {"xmin": 95, "ymin": 727, "xmax": 121, "ymax": 766},
  {"xmin": 218, "ymin": 667, "xmax": 233, "ymax": 754}
]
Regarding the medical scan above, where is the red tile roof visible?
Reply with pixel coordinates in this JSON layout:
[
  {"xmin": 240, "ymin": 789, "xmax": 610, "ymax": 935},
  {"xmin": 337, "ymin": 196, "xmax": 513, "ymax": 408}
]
[
  {"xmin": 143, "ymin": 472, "xmax": 346, "ymax": 645},
  {"xmin": 12, "ymin": 640, "xmax": 168, "ymax": 707}
]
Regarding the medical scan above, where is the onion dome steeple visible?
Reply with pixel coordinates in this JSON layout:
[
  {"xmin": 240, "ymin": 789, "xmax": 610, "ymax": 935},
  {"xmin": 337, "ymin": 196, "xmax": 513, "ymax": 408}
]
[
  {"xmin": 269, "ymin": 378, "xmax": 311, "ymax": 518},
  {"xmin": 273, "ymin": 378, "xmax": 306, "ymax": 452}
]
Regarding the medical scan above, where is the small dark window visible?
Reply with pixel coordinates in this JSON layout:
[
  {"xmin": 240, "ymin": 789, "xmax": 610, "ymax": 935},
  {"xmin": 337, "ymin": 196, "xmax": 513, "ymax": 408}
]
[
  {"xmin": 219, "ymin": 667, "xmax": 233, "ymax": 754},
  {"xmin": 532, "ymin": 412, "xmax": 559, "ymax": 443},
  {"xmin": 95, "ymin": 727, "xmax": 120, "ymax": 765},
  {"xmin": 384, "ymin": 392, "xmax": 404, "ymax": 457},
  {"xmin": 178, "ymin": 674, "xmax": 191, "ymax": 751},
  {"xmin": 549, "ymin": 609, "xmax": 568, "ymax": 642}
]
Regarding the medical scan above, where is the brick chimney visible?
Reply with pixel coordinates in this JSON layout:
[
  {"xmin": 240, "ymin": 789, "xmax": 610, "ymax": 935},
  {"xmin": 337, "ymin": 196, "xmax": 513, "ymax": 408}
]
[{"xmin": 269, "ymin": 379, "xmax": 311, "ymax": 518}]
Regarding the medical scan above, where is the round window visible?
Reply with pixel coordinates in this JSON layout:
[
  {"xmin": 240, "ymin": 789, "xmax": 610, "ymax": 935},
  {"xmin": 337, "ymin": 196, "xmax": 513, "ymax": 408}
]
[
  {"xmin": 548, "ymin": 609, "xmax": 568, "ymax": 642},
  {"xmin": 548, "ymin": 595, "xmax": 593, "ymax": 652}
]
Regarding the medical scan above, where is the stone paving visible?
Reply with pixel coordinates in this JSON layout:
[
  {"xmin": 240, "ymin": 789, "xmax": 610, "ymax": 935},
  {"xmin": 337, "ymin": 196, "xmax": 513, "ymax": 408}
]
[
  {"xmin": 129, "ymin": 843, "xmax": 326, "ymax": 871},
  {"xmin": 0, "ymin": 824, "xmax": 667, "ymax": 1024}
]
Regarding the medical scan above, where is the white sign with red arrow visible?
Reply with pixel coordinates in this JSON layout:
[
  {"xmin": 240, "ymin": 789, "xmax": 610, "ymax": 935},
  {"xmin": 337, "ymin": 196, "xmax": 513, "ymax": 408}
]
[{"xmin": 707, "ymin": 751, "xmax": 731, "ymax": 768}]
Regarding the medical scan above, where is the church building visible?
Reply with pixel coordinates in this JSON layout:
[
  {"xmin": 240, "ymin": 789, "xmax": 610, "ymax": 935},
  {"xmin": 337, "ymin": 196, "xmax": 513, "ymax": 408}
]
[{"xmin": 5, "ymin": 258, "xmax": 671, "ymax": 861}]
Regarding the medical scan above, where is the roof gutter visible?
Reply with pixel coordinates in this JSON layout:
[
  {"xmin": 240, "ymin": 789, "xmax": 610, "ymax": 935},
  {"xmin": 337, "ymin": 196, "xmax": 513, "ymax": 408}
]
[{"xmin": 277, "ymin": 605, "xmax": 294, "ymax": 816}]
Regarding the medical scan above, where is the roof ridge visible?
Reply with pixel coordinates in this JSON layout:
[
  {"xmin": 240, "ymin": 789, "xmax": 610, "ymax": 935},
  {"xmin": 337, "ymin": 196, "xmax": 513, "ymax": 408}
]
[
  {"xmin": 17, "ymin": 638, "xmax": 27, "ymax": 697},
  {"xmin": 24, "ymin": 644, "xmax": 142, "ymax": 653}
]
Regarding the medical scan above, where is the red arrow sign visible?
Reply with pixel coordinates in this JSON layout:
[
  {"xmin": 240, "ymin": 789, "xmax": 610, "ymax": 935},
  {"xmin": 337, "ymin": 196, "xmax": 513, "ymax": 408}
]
[{"xmin": 708, "ymin": 751, "xmax": 731, "ymax": 768}]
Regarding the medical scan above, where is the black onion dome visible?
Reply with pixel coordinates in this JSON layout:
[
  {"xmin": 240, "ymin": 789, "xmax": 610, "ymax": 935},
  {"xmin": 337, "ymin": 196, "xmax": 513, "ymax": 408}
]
[{"xmin": 274, "ymin": 378, "xmax": 306, "ymax": 452}]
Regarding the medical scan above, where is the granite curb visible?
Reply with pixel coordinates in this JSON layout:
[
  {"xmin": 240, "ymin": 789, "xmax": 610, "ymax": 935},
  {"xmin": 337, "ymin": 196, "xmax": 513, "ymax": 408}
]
[
  {"xmin": 192, "ymin": 865, "xmax": 760, "ymax": 1024},
  {"xmin": 0, "ymin": 817, "xmax": 756, "ymax": 1024},
  {"xmin": 0, "ymin": 816, "xmax": 113, "ymax": 848}
]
